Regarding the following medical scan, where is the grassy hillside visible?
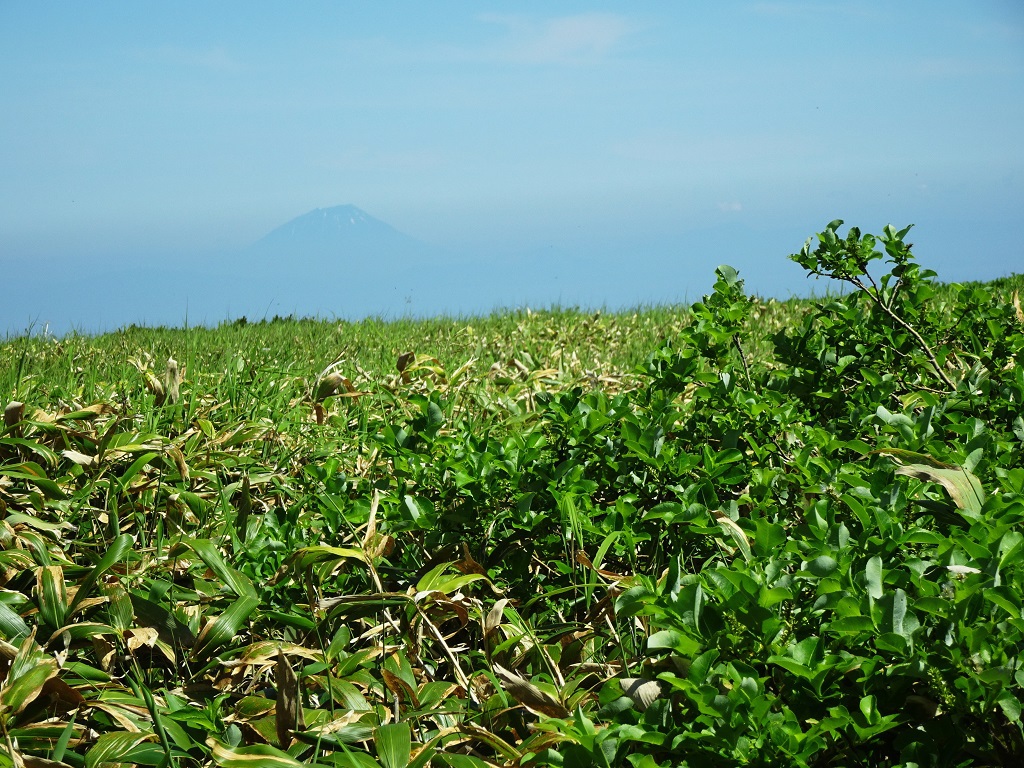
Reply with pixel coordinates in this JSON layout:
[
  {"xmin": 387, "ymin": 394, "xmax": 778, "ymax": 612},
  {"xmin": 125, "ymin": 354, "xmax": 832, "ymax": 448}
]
[{"xmin": 1, "ymin": 225, "xmax": 1023, "ymax": 767}]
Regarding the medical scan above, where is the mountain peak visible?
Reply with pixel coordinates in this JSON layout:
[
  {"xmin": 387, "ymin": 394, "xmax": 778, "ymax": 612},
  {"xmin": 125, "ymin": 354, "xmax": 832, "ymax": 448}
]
[
  {"xmin": 308, "ymin": 204, "xmax": 370, "ymax": 225},
  {"xmin": 248, "ymin": 205, "xmax": 421, "ymax": 255}
]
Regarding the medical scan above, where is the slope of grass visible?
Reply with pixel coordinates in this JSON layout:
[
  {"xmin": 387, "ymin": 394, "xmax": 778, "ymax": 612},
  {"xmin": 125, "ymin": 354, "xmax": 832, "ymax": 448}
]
[{"xmin": 0, "ymin": 240, "xmax": 1022, "ymax": 767}]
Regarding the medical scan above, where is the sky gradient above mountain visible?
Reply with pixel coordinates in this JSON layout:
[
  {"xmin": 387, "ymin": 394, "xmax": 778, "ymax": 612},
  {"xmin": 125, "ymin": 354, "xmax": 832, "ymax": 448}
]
[{"xmin": 1, "ymin": 2, "xmax": 1022, "ymax": 333}]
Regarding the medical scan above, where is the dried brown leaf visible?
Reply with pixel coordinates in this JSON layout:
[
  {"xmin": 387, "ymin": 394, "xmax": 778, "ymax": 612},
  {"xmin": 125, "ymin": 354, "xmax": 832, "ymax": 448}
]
[
  {"xmin": 40, "ymin": 674, "xmax": 87, "ymax": 712},
  {"xmin": 575, "ymin": 550, "xmax": 631, "ymax": 583},
  {"xmin": 492, "ymin": 663, "xmax": 569, "ymax": 718},
  {"xmin": 166, "ymin": 446, "xmax": 189, "ymax": 483},
  {"xmin": 454, "ymin": 543, "xmax": 487, "ymax": 576},
  {"xmin": 275, "ymin": 649, "xmax": 303, "ymax": 746},
  {"xmin": 382, "ymin": 668, "xmax": 420, "ymax": 708},
  {"xmin": 125, "ymin": 628, "xmax": 159, "ymax": 655},
  {"xmin": 315, "ymin": 372, "xmax": 346, "ymax": 401},
  {"xmin": 396, "ymin": 351, "xmax": 415, "ymax": 374},
  {"xmin": 22, "ymin": 756, "xmax": 75, "ymax": 768}
]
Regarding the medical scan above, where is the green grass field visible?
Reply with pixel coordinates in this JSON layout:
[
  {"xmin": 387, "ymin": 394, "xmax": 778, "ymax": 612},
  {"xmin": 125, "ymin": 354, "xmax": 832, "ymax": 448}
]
[{"xmin": 1, "ymin": 226, "xmax": 1023, "ymax": 767}]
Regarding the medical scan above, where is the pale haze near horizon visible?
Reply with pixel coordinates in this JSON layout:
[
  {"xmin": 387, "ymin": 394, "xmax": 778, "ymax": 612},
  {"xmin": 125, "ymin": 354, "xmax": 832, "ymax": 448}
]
[{"xmin": 1, "ymin": 1, "xmax": 1022, "ymax": 334}]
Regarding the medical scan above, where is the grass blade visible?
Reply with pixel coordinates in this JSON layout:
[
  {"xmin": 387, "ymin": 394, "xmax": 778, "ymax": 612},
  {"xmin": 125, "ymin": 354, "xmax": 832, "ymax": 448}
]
[{"xmin": 191, "ymin": 595, "xmax": 260, "ymax": 661}]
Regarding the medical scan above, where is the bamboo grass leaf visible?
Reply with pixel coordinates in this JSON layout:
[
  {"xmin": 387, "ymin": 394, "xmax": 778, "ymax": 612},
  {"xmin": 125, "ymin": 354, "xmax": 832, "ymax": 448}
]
[
  {"xmin": 66, "ymin": 533, "xmax": 134, "ymax": 618},
  {"xmin": 714, "ymin": 510, "xmax": 752, "ymax": 562},
  {"xmin": 185, "ymin": 538, "xmax": 258, "ymax": 599},
  {"xmin": 52, "ymin": 710, "xmax": 79, "ymax": 764},
  {"xmin": 3, "ymin": 513, "xmax": 75, "ymax": 534},
  {"xmin": 876, "ymin": 448, "xmax": 986, "ymax": 518},
  {"xmin": 0, "ymin": 437, "xmax": 60, "ymax": 467},
  {"xmin": 415, "ymin": 562, "xmax": 489, "ymax": 596},
  {"xmin": 1, "ymin": 461, "xmax": 66, "ymax": 499},
  {"xmin": 235, "ymin": 476, "xmax": 252, "ymax": 543},
  {"xmin": 0, "ymin": 603, "xmax": 30, "ymax": 643},
  {"xmin": 1, "ymin": 630, "xmax": 58, "ymax": 716},
  {"xmin": 103, "ymin": 582, "xmax": 135, "ymax": 634},
  {"xmin": 36, "ymin": 565, "xmax": 68, "ymax": 631},
  {"xmin": 115, "ymin": 451, "xmax": 160, "ymax": 486},
  {"xmin": 374, "ymin": 722, "xmax": 412, "ymax": 768},
  {"xmin": 191, "ymin": 595, "xmax": 260, "ymax": 661},
  {"xmin": 893, "ymin": 463, "xmax": 986, "ymax": 519},
  {"xmin": 492, "ymin": 664, "xmax": 569, "ymax": 718},
  {"xmin": 208, "ymin": 739, "xmax": 329, "ymax": 768},
  {"xmin": 84, "ymin": 731, "xmax": 160, "ymax": 768}
]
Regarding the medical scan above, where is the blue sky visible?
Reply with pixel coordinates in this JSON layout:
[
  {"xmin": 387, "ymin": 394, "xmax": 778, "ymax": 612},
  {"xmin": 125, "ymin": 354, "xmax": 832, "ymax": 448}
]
[{"xmin": 1, "ymin": 2, "xmax": 1022, "ymax": 332}]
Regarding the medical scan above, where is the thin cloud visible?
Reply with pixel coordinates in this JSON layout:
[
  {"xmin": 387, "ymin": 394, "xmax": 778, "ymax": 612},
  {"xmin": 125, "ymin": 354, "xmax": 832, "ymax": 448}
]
[{"xmin": 477, "ymin": 13, "xmax": 635, "ymax": 64}]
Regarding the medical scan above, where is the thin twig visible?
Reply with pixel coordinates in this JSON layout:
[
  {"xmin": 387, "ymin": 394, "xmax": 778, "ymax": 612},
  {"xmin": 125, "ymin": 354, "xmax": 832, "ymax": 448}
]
[
  {"xmin": 850, "ymin": 277, "xmax": 956, "ymax": 390},
  {"xmin": 732, "ymin": 334, "xmax": 752, "ymax": 388}
]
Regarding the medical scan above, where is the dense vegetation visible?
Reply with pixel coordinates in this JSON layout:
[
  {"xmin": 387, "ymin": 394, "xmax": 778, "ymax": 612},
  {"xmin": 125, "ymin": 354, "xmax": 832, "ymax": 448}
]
[{"xmin": 1, "ymin": 221, "xmax": 1022, "ymax": 767}]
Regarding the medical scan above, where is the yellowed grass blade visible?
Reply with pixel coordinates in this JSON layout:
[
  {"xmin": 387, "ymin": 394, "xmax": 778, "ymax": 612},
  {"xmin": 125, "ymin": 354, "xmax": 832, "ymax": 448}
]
[{"xmin": 492, "ymin": 664, "xmax": 569, "ymax": 718}]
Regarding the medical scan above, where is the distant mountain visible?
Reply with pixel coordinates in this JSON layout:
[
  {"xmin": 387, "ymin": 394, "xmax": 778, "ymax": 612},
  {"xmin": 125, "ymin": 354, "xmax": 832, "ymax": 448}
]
[
  {"xmin": 247, "ymin": 204, "xmax": 424, "ymax": 260},
  {"xmin": 219, "ymin": 204, "xmax": 461, "ymax": 320}
]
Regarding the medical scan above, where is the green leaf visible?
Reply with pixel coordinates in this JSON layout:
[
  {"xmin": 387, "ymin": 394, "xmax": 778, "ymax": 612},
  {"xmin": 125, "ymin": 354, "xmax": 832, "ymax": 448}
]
[
  {"xmin": 191, "ymin": 595, "xmax": 260, "ymax": 661},
  {"xmin": 415, "ymin": 562, "xmax": 488, "ymax": 596},
  {"xmin": 805, "ymin": 555, "xmax": 838, "ymax": 578},
  {"xmin": 647, "ymin": 629, "xmax": 700, "ymax": 656},
  {"xmin": 999, "ymin": 692, "xmax": 1022, "ymax": 723},
  {"xmin": 826, "ymin": 616, "xmax": 874, "ymax": 634},
  {"xmin": 402, "ymin": 495, "xmax": 436, "ymax": 529},
  {"xmin": 85, "ymin": 731, "xmax": 159, "ymax": 768},
  {"xmin": 186, "ymin": 538, "xmax": 258, "ymax": 599},
  {"xmin": 0, "ymin": 634, "xmax": 58, "ymax": 715},
  {"xmin": 984, "ymin": 587, "xmax": 1022, "ymax": 618},
  {"xmin": 427, "ymin": 401, "xmax": 444, "ymax": 429},
  {"xmin": 688, "ymin": 649, "xmax": 719, "ymax": 684},
  {"xmin": 767, "ymin": 656, "xmax": 814, "ymax": 680},
  {"xmin": 891, "ymin": 588, "xmax": 907, "ymax": 637},
  {"xmin": 874, "ymin": 632, "xmax": 908, "ymax": 655},
  {"xmin": 374, "ymin": 722, "xmax": 411, "ymax": 768},
  {"xmin": 865, "ymin": 556, "xmax": 883, "ymax": 601},
  {"xmin": 789, "ymin": 635, "xmax": 824, "ymax": 667},
  {"xmin": 209, "ymin": 739, "xmax": 329, "ymax": 768},
  {"xmin": 67, "ymin": 533, "xmax": 135, "ymax": 617},
  {"xmin": 0, "ymin": 602, "xmax": 30, "ymax": 643},
  {"xmin": 36, "ymin": 565, "xmax": 68, "ymax": 630}
]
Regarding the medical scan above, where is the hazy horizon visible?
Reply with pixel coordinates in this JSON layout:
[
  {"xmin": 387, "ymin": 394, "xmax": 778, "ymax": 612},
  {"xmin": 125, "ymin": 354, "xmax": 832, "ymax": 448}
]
[{"xmin": 2, "ymin": 2, "xmax": 1022, "ymax": 334}]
